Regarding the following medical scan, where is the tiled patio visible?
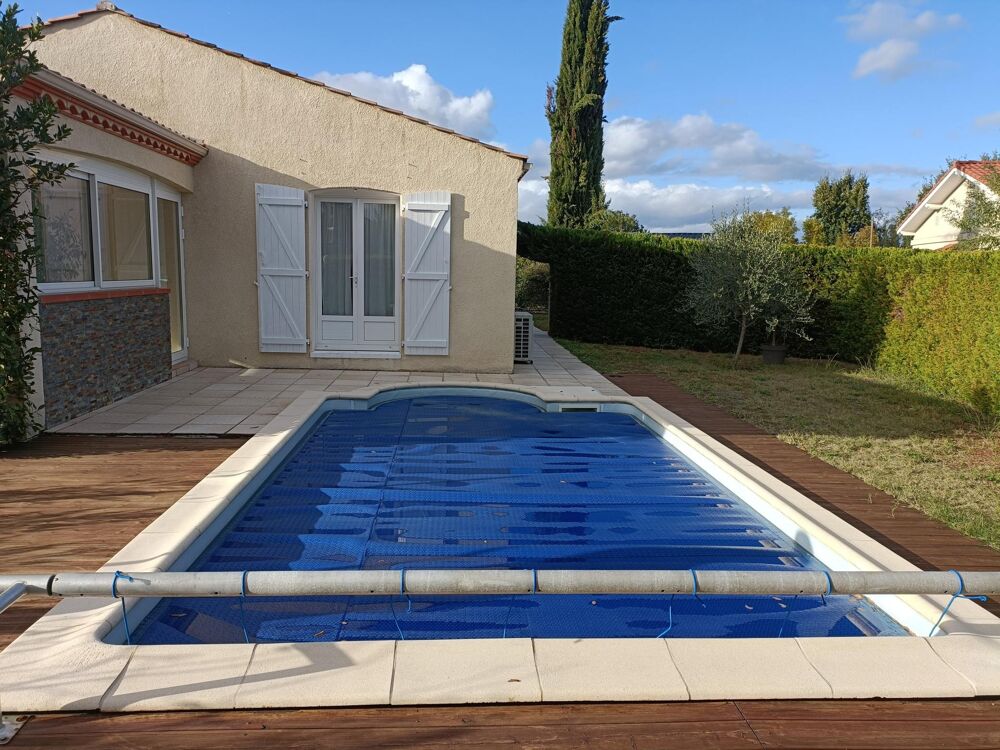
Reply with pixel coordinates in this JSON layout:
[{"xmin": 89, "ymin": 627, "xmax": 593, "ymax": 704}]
[{"xmin": 51, "ymin": 330, "xmax": 627, "ymax": 436}]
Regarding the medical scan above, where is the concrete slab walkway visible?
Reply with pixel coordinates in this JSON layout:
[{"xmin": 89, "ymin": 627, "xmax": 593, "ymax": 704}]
[{"xmin": 52, "ymin": 330, "xmax": 627, "ymax": 436}]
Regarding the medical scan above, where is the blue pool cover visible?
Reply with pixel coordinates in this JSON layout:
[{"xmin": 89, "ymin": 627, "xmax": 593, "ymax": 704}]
[{"xmin": 134, "ymin": 394, "xmax": 905, "ymax": 643}]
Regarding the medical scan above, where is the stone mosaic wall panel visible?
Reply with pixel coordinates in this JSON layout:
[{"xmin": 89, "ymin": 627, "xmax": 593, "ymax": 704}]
[{"xmin": 39, "ymin": 293, "xmax": 171, "ymax": 426}]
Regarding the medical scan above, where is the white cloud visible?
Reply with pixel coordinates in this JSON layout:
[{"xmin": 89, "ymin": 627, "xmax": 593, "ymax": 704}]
[
  {"xmin": 518, "ymin": 179, "xmax": 549, "ymax": 224},
  {"xmin": 603, "ymin": 114, "xmax": 828, "ymax": 181},
  {"xmin": 313, "ymin": 64, "xmax": 495, "ymax": 139},
  {"xmin": 519, "ymin": 176, "xmax": 811, "ymax": 232},
  {"xmin": 601, "ymin": 114, "xmax": 915, "ymax": 182},
  {"xmin": 853, "ymin": 38, "xmax": 919, "ymax": 80},
  {"xmin": 603, "ymin": 179, "xmax": 811, "ymax": 231},
  {"xmin": 974, "ymin": 112, "xmax": 1000, "ymax": 130},
  {"xmin": 841, "ymin": 2, "xmax": 962, "ymax": 40},
  {"xmin": 841, "ymin": 2, "xmax": 963, "ymax": 81}
]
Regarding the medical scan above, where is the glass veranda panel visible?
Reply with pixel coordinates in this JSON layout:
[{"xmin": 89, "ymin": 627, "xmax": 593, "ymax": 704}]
[
  {"xmin": 98, "ymin": 182, "xmax": 152, "ymax": 281},
  {"xmin": 37, "ymin": 175, "xmax": 94, "ymax": 284}
]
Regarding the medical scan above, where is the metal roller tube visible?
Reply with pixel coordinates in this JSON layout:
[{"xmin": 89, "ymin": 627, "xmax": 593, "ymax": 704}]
[{"xmin": 0, "ymin": 569, "xmax": 996, "ymax": 599}]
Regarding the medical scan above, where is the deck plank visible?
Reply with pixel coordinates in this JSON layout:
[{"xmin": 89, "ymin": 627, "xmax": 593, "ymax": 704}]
[{"xmin": 2, "ymin": 403, "xmax": 1000, "ymax": 747}]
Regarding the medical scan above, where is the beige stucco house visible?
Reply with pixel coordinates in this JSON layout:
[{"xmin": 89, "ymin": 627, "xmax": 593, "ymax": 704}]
[
  {"xmin": 25, "ymin": 3, "xmax": 528, "ymax": 427},
  {"xmin": 898, "ymin": 160, "xmax": 999, "ymax": 250}
]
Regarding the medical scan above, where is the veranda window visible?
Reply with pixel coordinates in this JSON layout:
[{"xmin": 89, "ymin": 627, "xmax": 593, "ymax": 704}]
[
  {"xmin": 98, "ymin": 182, "xmax": 153, "ymax": 282},
  {"xmin": 36, "ymin": 174, "xmax": 94, "ymax": 284},
  {"xmin": 35, "ymin": 156, "xmax": 178, "ymax": 292}
]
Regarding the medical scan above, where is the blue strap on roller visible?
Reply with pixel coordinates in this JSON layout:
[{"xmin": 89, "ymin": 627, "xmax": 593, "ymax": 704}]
[
  {"xmin": 238, "ymin": 570, "xmax": 251, "ymax": 644},
  {"xmin": 111, "ymin": 571, "xmax": 135, "ymax": 646},
  {"xmin": 930, "ymin": 569, "xmax": 988, "ymax": 637}
]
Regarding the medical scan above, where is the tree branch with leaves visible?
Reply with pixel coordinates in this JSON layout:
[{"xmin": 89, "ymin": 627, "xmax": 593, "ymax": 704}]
[{"xmin": 0, "ymin": 2, "xmax": 73, "ymax": 444}]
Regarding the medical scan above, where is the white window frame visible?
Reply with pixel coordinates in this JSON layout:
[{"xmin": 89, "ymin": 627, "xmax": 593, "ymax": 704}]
[
  {"xmin": 309, "ymin": 189, "xmax": 402, "ymax": 356},
  {"xmin": 35, "ymin": 149, "xmax": 180, "ymax": 295},
  {"xmin": 153, "ymin": 185, "xmax": 189, "ymax": 364},
  {"xmin": 33, "ymin": 167, "xmax": 101, "ymax": 293}
]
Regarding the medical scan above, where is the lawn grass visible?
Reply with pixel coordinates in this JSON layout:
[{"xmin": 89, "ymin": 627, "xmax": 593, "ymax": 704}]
[{"xmin": 562, "ymin": 339, "xmax": 1000, "ymax": 550}]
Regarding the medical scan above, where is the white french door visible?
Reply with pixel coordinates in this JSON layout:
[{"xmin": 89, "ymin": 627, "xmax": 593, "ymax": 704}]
[{"xmin": 314, "ymin": 196, "xmax": 400, "ymax": 353}]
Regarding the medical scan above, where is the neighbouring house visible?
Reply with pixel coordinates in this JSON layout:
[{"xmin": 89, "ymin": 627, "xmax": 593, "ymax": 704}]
[
  {"xmin": 24, "ymin": 3, "xmax": 529, "ymax": 428},
  {"xmin": 897, "ymin": 160, "xmax": 1000, "ymax": 250}
]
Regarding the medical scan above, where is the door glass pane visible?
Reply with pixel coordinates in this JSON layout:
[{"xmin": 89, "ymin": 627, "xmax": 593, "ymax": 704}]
[
  {"xmin": 37, "ymin": 175, "xmax": 94, "ymax": 284},
  {"xmin": 321, "ymin": 202, "xmax": 353, "ymax": 316},
  {"xmin": 98, "ymin": 182, "xmax": 152, "ymax": 281},
  {"xmin": 157, "ymin": 198, "xmax": 184, "ymax": 354},
  {"xmin": 364, "ymin": 202, "xmax": 395, "ymax": 317}
]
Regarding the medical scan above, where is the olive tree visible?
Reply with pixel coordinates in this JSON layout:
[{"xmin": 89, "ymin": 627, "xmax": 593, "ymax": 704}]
[
  {"xmin": 1, "ymin": 4, "xmax": 73, "ymax": 444},
  {"xmin": 683, "ymin": 206, "xmax": 813, "ymax": 362}
]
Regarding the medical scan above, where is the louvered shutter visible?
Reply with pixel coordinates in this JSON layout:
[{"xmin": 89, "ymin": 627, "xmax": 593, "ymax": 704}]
[
  {"xmin": 403, "ymin": 192, "xmax": 452, "ymax": 355},
  {"xmin": 255, "ymin": 184, "xmax": 307, "ymax": 352}
]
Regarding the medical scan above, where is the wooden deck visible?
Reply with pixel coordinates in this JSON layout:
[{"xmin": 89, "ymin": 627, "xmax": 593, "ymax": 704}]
[{"xmin": 2, "ymin": 385, "xmax": 1000, "ymax": 748}]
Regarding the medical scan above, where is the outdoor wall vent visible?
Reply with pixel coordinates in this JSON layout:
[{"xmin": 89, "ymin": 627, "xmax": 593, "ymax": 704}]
[{"xmin": 514, "ymin": 311, "xmax": 534, "ymax": 364}]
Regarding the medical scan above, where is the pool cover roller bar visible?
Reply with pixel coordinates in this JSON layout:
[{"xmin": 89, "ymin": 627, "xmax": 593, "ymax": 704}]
[{"xmin": 2, "ymin": 569, "xmax": 1000, "ymax": 599}]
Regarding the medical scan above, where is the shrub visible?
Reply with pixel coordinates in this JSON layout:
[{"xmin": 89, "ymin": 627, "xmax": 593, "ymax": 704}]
[
  {"xmin": 515, "ymin": 257, "xmax": 550, "ymax": 312},
  {"xmin": 1, "ymin": 6, "xmax": 73, "ymax": 444},
  {"xmin": 518, "ymin": 221, "xmax": 1000, "ymax": 413}
]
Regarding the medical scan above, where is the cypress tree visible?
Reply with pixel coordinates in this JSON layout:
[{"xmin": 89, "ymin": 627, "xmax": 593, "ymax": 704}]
[{"xmin": 546, "ymin": 0, "xmax": 619, "ymax": 228}]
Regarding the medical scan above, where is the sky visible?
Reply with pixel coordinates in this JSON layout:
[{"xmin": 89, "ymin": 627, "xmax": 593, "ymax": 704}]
[{"xmin": 25, "ymin": 0, "xmax": 1000, "ymax": 231}]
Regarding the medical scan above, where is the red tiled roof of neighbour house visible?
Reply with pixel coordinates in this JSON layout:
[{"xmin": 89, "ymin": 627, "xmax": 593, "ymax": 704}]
[
  {"xmin": 13, "ymin": 67, "xmax": 207, "ymax": 165},
  {"xmin": 954, "ymin": 160, "xmax": 1000, "ymax": 186},
  {"xmin": 40, "ymin": 4, "xmax": 532, "ymax": 178}
]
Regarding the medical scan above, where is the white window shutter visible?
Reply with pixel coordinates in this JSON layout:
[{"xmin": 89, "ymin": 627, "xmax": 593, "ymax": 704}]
[
  {"xmin": 403, "ymin": 191, "xmax": 451, "ymax": 355},
  {"xmin": 255, "ymin": 184, "xmax": 307, "ymax": 353}
]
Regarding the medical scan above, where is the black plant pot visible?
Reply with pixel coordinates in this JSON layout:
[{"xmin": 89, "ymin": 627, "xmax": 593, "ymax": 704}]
[{"xmin": 760, "ymin": 344, "xmax": 788, "ymax": 365}]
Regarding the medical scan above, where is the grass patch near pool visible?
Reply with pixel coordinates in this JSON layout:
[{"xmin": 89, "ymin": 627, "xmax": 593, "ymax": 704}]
[{"xmin": 562, "ymin": 340, "xmax": 1000, "ymax": 550}]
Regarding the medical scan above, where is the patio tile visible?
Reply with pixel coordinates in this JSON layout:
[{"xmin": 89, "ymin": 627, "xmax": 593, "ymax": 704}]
[
  {"xmin": 796, "ymin": 636, "xmax": 974, "ymax": 698},
  {"xmin": 170, "ymin": 423, "xmax": 236, "ymax": 434},
  {"xmin": 60, "ymin": 420, "xmax": 132, "ymax": 433},
  {"xmin": 336, "ymin": 370, "xmax": 378, "ymax": 379},
  {"xmin": 188, "ymin": 414, "xmax": 248, "ymax": 425},
  {"xmin": 76, "ymin": 411, "xmax": 142, "ymax": 424},
  {"xmin": 101, "ymin": 644, "xmax": 254, "ymax": 711},
  {"xmin": 132, "ymin": 412, "xmax": 195, "ymax": 425},
  {"xmin": 666, "ymin": 638, "xmax": 831, "ymax": 699},
  {"xmin": 440, "ymin": 373, "xmax": 479, "ymax": 382},
  {"xmin": 535, "ymin": 639, "xmax": 687, "ymax": 702},
  {"xmin": 927, "ymin": 635, "xmax": 1000, "ymax": 695},
  {"xmin": 392, "ymin": 639, "xmax": 540, "ymax": 704},
  {"xmin": 235, "ymin": 642, "xmax": 395, "ymax": 708}
]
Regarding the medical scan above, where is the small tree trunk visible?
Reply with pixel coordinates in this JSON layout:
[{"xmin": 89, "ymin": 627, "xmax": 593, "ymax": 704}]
[{"xmin": 733, "ymin": 314, "xmax": 747, "ymax": 365}]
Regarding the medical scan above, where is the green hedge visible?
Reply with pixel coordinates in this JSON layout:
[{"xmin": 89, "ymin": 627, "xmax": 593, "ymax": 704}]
[{"xmin": 517, "ymin": 222, "xmax": 1000, "ymax": 412}]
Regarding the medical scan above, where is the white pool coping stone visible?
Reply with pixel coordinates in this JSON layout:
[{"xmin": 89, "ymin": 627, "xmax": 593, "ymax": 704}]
[{"xmin": 2, "ymin": 382, "xmax": 998, "ymax": 711}]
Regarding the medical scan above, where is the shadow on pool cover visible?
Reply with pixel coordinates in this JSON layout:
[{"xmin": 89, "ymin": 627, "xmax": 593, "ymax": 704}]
[{"xmin": 134, "ymin": 394, "xmax": 906, "ymax": 643}]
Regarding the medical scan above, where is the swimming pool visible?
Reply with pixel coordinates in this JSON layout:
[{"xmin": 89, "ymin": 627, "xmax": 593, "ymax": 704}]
[
  {"xmin": 5, "ymin": 383, "xmax": 997, "ymax": 711},
  {"xmin": 133, "ymin": 393, "xmax": 904, "ymax": 643}
]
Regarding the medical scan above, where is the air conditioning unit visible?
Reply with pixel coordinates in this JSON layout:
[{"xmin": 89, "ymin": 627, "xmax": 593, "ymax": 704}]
[{"xmin": 514, "ymin": 311, "xmax": 533, "ymax": 364}]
